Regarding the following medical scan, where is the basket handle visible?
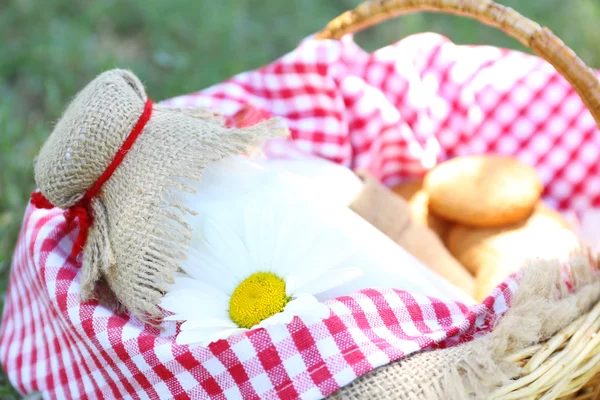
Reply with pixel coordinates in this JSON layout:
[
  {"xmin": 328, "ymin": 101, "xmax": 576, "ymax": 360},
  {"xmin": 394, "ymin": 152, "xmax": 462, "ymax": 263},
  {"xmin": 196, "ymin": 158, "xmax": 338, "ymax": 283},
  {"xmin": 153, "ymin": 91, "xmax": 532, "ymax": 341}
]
[{"xmin": 314, "ymin": 0, "xmax": 600, "ymax": 129}]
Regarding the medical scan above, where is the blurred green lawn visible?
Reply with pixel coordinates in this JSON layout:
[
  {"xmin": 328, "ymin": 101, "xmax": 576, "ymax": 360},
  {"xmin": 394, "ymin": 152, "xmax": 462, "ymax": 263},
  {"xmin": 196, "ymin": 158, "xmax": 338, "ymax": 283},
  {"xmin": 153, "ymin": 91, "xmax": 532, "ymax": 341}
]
[{"xmin": 1, "ymin": 0, "xmax": 599, "ymax": 397}]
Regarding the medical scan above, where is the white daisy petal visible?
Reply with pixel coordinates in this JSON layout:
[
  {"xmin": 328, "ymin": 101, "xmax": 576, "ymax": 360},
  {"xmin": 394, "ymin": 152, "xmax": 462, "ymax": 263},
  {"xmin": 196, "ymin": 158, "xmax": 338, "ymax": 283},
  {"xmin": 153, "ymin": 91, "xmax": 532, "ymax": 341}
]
[
  {"xmin": 183, "ymin": 156, "xmax": 270, "ymax": 205},
  {"xmin": 260, "ymin": 201, "xmax": 278, "ymax": 272},
  {"xmin": 271, "ymin": 205, "xmax": 355, "ymax": 280},
  {"xmin": 285, "ymin": 294, "xmax": 330, "ymax": 320},
  {"xmin": 165, "ymin": 281, "xmax": 229, "ymax": 304},
  {"xmin": 179, "ymin": 247, "xmax": 239, "ymax": 294},
  {"xmin": 245, "ymin": 191, "xmax": 325, "ymax": 276},
  {"xmin": 243, "ymin": 197, "xmax": 277, "ymax": 271},
  {"xmin": 201, "ymin": 217, "xmax": 253, "ymax": 278},
  {"xmin": 178, "ymin": 246, "xmax": 225, "ymax": 280},
  {"xmin": 180, "ymin": 317, "xmax": 237, "ymax": 331},
  {"xmin": 284, "ymin": 254, "xmax": 345, "ymax": 296},
  {"xmin": 291, "ymin": 267, "xmax": 363, "ymax": 296},
  {"xmin": 255, "ymin": 158, "xmax": 364, "ymax": 206},
  {"xmin": 160, "ymin": 289, "xmax": 229, "ymax": 319},
  {"xmin": 269, "ymin": 203, "xmax": 321, "ymax": 277},
  {"xmin": 176, "ymin": 326, "xmax": 247, "ymax": 346},
  {"xmin": 256, "ymin": 309, "xmax": 296, "ymax": 327},
  {"xmin": 258, "ymin": 294, "xmax": 330, "ymax": 329},
  {"xmin": 285, "ymin": 276, "xmax": 297, "ymax": 297},
  {"xmin": 295, "ymin": 228, "xmax": 358, "ymax": 277},
  {"xmin": 302, "ymin": 303, "xmax": 331, "ymax": 324},
  {"xmin": 176, "ymin": 327, "xmax": 227, "ymax": 345},
  {"xmin": 168, "ymin": 275, "xmax": 220, "ymax": 294},
  {"xmin": 271, "ymin": 214, "xmax": 323, "ymax": 275}
]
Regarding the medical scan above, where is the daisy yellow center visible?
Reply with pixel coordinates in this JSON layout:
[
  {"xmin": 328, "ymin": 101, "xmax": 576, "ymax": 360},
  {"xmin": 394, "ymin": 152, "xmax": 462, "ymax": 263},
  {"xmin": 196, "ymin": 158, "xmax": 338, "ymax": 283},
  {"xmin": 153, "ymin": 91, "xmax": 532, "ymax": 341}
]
[{"xmin": 229, "ymin": 272, "xmax": 290, "ymax": 329}]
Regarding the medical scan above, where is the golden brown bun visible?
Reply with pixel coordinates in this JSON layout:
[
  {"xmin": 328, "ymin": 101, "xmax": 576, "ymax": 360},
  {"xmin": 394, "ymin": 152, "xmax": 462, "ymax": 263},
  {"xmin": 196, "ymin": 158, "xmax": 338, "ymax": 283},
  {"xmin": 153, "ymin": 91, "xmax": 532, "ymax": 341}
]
[
  {"xmin": 424, "ymin": 155, "xmax": 543, "ymax": 228},
  {"xmin": 392, "ymin": 179, "xmax": 451, "ymax": 238},
  {"xmin": 445, "ymin": 202, "xmax": 580, "ymax": 301}
]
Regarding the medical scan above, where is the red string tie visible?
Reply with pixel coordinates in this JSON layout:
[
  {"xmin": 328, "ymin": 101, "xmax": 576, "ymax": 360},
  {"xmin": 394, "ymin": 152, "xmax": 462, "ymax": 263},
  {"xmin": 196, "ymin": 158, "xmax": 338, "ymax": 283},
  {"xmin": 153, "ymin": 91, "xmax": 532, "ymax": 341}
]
[{"xmin": 30, "ymin": 98, "xmax": 153, "ymax": 258}]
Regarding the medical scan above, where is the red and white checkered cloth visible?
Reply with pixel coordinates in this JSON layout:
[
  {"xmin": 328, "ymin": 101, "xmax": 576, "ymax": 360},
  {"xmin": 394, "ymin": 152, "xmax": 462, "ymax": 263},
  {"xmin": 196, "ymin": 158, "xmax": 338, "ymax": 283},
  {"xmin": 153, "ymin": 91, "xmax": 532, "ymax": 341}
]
[{"xmin": 2, "ymin": 32, "xmax": 600, "ymax": 399}]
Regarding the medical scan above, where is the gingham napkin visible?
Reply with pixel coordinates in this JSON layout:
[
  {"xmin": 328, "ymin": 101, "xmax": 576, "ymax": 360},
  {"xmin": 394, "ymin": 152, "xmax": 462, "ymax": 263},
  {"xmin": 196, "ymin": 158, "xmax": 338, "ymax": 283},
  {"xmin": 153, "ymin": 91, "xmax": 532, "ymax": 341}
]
[{"xmin": 1, "ymin": 32, "xmax": 599, "ymax": 399}]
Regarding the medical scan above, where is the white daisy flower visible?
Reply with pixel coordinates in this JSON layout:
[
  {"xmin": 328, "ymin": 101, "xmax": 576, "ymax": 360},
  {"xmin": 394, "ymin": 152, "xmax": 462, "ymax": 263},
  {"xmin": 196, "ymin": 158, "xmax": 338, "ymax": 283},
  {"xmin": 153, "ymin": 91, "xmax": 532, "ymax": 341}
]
[
  {"xmin": 160, "ymin": 161, "xmax": 364, "ymax": 346},
  {"xmin": 161, "ymin": 155, "xmax": 477, "ymax": 346}
]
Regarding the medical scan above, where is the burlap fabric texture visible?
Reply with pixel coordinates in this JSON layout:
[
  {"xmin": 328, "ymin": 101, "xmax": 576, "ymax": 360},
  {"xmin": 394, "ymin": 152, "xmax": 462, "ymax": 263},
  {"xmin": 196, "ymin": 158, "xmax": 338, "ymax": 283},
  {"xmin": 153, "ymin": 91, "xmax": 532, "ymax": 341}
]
[{"xmin": 33, "ymin": 69, "xmax": 287, "ymax": 321}]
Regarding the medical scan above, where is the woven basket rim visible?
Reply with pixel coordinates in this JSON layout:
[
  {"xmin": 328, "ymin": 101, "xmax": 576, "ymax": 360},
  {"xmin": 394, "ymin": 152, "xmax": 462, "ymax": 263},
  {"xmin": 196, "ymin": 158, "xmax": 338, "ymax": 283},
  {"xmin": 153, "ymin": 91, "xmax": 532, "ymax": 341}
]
[{"xmin": 315, "ymin": 0, "xmax": 600, "ymax": 134}]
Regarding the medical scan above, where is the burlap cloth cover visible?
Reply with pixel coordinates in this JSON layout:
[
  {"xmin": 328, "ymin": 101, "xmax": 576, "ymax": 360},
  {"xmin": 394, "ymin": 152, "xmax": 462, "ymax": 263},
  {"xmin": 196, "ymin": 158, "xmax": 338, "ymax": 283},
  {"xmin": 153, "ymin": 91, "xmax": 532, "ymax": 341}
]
[{"xmin": 33, "ymin": 69, "xmax": 287, "ymax": 320}]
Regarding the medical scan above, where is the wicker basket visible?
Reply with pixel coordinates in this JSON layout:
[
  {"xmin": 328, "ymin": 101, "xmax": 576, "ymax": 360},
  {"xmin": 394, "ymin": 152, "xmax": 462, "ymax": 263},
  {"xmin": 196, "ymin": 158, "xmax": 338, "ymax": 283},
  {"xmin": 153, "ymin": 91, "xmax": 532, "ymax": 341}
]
[
  {"xmin": 315, "ymin": 1, "xmax": 600, "ymax": 398},
  {"xmin": 2, "ymin": 1, "xmax": 599, "ymax": 398}
]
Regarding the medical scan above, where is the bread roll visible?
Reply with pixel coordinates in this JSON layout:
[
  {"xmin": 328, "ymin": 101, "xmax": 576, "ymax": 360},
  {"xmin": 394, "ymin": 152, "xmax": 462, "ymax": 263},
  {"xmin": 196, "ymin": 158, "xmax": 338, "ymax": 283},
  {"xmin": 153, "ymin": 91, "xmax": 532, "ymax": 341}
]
[
  {"xmin": 424, "ymin": 155, "xmax": 543, "ymax": 227},
  {"xmin": 445, "ymin": 202, "xmax": 580, "ymax": 301}
]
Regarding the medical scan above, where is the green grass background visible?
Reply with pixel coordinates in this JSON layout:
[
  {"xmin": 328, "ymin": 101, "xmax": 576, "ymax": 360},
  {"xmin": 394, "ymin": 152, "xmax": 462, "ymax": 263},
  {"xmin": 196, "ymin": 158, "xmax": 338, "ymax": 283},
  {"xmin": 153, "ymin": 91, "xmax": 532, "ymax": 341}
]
[{"xmin": 1, "ymin": 0, "xmax": 600, "ymax": 397}]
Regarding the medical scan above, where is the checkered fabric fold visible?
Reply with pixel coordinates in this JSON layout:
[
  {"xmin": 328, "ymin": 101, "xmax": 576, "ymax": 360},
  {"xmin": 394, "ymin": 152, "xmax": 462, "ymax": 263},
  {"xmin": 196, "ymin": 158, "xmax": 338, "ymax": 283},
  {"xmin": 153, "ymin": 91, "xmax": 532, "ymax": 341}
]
[{"xmin": 2, "ymin": 32, "xmax": 600, "ymax": 399}]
